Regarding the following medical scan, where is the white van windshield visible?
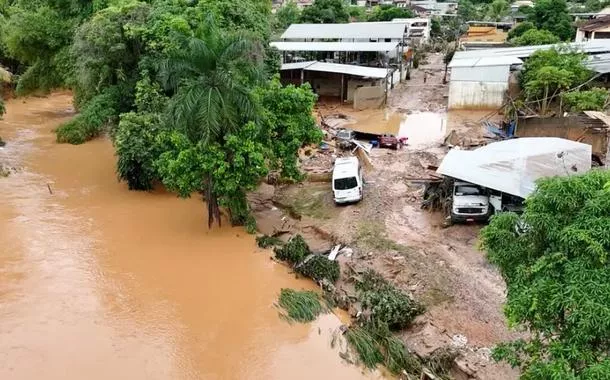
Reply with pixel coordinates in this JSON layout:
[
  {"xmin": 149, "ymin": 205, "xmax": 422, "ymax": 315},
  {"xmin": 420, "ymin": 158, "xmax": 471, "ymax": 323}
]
[
  {"xmin": 334, "ymin": 177, "xmax": 358, "ymax": 190},
  {"xmin": 455, "ymin": 185, "xmax": 484, "ymax": 196}
]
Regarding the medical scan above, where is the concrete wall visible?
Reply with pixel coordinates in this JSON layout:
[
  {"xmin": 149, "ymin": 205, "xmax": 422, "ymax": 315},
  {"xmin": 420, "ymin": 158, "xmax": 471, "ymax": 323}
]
[
  {"xmin": 353, "ymin": 86, "xmax": 385, "ymax": 110},
  {"xmin": 448, "ymin": 81, "xmax": 508, "ymax": 109},
  {"xmin": 347, "ymin": 78, "xmax": 382, "ymax": 102},
  {"xmin": 517, "ymin": 116, "xmax": 609, "ymax": 165}
]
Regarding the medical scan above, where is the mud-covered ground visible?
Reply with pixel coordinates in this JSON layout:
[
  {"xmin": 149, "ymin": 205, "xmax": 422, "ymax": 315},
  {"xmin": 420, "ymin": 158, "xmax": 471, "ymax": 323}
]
[{"xmin": 251, "ymin": 54, "xmax": 519, "ymax": 379}]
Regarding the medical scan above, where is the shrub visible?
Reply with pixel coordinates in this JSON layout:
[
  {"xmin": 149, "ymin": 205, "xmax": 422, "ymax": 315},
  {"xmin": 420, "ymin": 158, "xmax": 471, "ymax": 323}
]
[
  {"xmin": 56, "ymin": 86, "xmax": 122, "ymax": 144},
  {"xmin": 297, "ymin": 255, "xmax": 340, "ymax": 283},
  {"xmin": 356, "ymin": 270, "xmax": 424, "ymax": 330},
  {"xmin": 277, "ymin": 288, "xmax": 327, "ymax": 323},
  {"xmin": 256, "ymin": 235, "xmax": 283, "ymax": 248},
  {"xmin": 274, "ymin": 234, "xmax": 310, "ymax": 264}
]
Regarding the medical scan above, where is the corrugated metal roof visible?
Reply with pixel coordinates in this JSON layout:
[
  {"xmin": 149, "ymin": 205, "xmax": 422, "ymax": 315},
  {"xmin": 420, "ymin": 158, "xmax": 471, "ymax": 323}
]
[
  {"xmin": 452, "ymin": 40, "xmax": 610, "ymax": 60},
  {"xmin": 448, "ymin": 56, "xmax": 523, "ymax": 68},
  {"xmin": 583, "ymin": 110, "xmax": 610, "ymax": 126},
  {"xmin": 280, "ymin": 61, "xmax": 317, "ymax": 70},
  {"xmin": 586, "ymin": 53, "xmax": 610, "ymax": 73},
  {"xmin": 280, "ymin": 61, "xmax": 390, "ymax": 78},
  {"xmin": 281, "ymin": 23, "xmax": 406, "ymax": 39},
  {"xmin": 270, "ymin": 41, "xmax": 399, "ymax": 52}
]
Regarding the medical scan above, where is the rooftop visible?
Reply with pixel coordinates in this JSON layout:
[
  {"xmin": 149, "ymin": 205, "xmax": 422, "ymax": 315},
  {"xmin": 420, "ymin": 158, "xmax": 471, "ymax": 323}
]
[
  {"xmin": 270, "ymin": 41, "xmax": 399, "ymax": 52},
  {"xmin": 280, "ymin": 61, "xmax": 390, "ymax": 79},
  {"xmin": 448, "ymin": 56, "xmax": 523, "ymax": 68},
  {"xmin": 578, "ymin": 15, "xmax": 610, "ymax": 31},
  {"xmin": 281, "ymin": 22, "xmax": 407, "ymax": 39},
  {"xmin": 452, "ymin": 40, "xmax": 610, "ymax": 60}
]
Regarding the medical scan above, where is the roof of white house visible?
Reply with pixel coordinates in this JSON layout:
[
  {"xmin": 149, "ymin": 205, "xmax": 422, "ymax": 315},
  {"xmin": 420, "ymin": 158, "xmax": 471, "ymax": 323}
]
[
  {"xmin": 452, "ymin": 40, "xmax": 610, "ymax": 60},
  {"xmin": 448, "ymin": 56, "xmax": 523, "ymax": 68},
  {"xmin": 270, "ymin": 41, "xmax": 400, "ymax": 52},
  {"xmin": 281, "ymin": 22, "xmax": 407, "ymax": 39},
  {"xmin": 280, "ymin": 61, "xmax": 390, "ymax": 79},
  {"xmin": 437, "ymin": 138, "xmax": 592, "ymax": 198}
]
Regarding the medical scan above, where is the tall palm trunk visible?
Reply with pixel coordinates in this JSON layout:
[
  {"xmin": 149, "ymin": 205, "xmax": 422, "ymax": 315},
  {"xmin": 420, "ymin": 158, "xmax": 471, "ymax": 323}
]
[{"xmin": 205, "ymin": 176, "xmax": 222, "ymax": 228}]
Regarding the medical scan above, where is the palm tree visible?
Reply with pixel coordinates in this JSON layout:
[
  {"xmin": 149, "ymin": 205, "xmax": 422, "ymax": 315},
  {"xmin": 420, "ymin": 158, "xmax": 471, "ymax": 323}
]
[{"xmin": 158, "ymin": 17, "xmax": 263, "ymax": 228}]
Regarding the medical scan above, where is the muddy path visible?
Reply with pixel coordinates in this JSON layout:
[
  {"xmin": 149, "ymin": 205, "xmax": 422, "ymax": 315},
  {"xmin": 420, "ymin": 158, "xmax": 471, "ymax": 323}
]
[{"xmin": 0, "ymin": 93, "xmax": 382, "ymax": 380}]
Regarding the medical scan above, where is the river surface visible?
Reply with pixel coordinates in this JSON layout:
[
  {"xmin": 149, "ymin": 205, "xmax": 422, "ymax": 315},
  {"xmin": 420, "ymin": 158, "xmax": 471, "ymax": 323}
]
[{"xmin": 0, "ymin": 93, "xmax": 381, "ymax": 380}]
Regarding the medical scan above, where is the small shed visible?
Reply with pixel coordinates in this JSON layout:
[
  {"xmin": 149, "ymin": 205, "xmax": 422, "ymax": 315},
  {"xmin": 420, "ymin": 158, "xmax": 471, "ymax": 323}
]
[
  {"xmin": 280, "ymin": 61, "xmax": 391, "ymax": 109},
  {"xmin": 447, "ymin": 56, "xmax": 522, "ymax": 110}
]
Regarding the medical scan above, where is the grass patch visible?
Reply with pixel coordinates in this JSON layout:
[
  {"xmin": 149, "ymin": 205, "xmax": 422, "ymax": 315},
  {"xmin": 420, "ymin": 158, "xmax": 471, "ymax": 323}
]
[
  {"xmin": 277, "ymin": 288, "xmax": 327, "ymax": 323},
  {"xmin": 355, "ymin": 221, "xmax": 409, "ymax": 253},
  {"xmin": 280, "ymin": 185, "xmax": 334, "ymax": 220},
  {"xmin": 274, "ymin": 234, "xmax": 310, "ymax": 264},
  {"xmin": 256, "ymin": 234, "xmax": 283, "ymax": 248},
  {"xmin": 345, "ymin": 326, "xmax": 384, "ymax": 368},
  {"xmin": 356, "ymin": 270, "xmax": 424, "ymax": 330},
  {"xmin": 297, "ymin": 255, "xmax": 340, "ymax": 283}
]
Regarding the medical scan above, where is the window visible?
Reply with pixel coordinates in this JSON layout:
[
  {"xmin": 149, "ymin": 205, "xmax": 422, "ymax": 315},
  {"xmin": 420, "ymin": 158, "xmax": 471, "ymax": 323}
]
[
  {"xmin": 454, "ymin": 185, "xmax": 485, "ymax": 196},
  {"xmin": 334, "ymin": 177, "xmax": 358, "ymax": 190}
]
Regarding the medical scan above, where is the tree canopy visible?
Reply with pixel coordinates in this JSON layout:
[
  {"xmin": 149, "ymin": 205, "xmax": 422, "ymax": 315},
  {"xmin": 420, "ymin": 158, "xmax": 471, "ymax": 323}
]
[
  {"xmin": 300, "ymin": 0, "xmax": 349, "ymax": 24},
  {"xmin": 511, "ymin": 28, "xmax": 561, "ymax": 46},
  {"xmin": 480, "ymin": 170, "xmax": 610, "ymax": 379},
  {"xmin": 367, "ymin": 5, "xmax": 414, "ymax": 22},
  {"xmin": 527, "ymin": 0, "xmax": 574, "ymax": 41}
]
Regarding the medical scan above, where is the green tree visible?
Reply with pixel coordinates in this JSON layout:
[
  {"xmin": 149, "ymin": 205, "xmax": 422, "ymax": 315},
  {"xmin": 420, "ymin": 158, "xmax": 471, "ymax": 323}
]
[
  {"xmin": 511, "ymin": 28, "xmax": 560, "ymax": 46},
  {"xmin": 520, "ymin": 49, "xmax": 592, "ymax": 109},
  {"xmin": 457, "ymin": 0, "xmax": 480, "ymax": 22},
  {"xmin": 485, "ymin": 0, "xmax": 509, "ymax": 22},
  {"xmin": 156, "ymin": 19, "xmax": 263, "ymax": 227},
  {"xmin": 347, "ymin": 5, "xmax": 366, "ymax": 21},
  {"xmin": 524, "ymin": 66, "xmax": 573, "ymax": 114},
  {"xmin": 507, "ymin": 21, "xmax": 535, "ymax": 40},
  {"xmin": 300, "ymin": 0, "xmax": 349, "ymax": 23},
  {"xmin": 274, "ymin": 1, "xmax": 301, "ymax": 31},
  {"xmin": 480, "ymin": 170, "xmax": 610, "ymax": 379},
  {"xmin": 562, "ymin": 88, "xmax": 610, "ymax": 112},
  {"xmin": 528, "ymin": 0, "xmax": 574, "ymax": 41},
  {"xmin": 255, "ymin": 78, "xmax": 323, "ymax": 180},
  {"xmin": 367, "ymin": 4, "xmax": 414, "ymax": 22},
  {"xmin": 430, "ymin": 18, "xmax": 441, "ymax": 38}
]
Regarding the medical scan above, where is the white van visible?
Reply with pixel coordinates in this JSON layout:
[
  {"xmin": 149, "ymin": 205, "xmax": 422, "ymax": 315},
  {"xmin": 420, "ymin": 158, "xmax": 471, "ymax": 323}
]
[
  {"xmin": 332, "ymin": 156, "xmax": 363, "ymax": 204},
  {"xmin": 450, "ymin": 181, "xmax": 490, "ymax": 223}
]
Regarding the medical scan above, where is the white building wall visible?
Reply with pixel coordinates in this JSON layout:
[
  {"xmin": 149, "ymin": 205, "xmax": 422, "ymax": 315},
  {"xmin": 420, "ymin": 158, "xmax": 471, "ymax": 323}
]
[
  {"xmin": 450, "ymin": 65, "xmax": 510, "ymax": 82},
  {"xmin": 448, "ymin": 81, "xmax": 508, "ymax": 109}
]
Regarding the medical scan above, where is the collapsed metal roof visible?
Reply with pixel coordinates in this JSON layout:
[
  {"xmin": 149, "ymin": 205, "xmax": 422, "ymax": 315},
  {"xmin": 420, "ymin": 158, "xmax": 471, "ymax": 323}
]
[
  {"xmin": 452, "ymin": 40, "xmax": 610, "ymax": 60},
  {"xmin": 270, "ymin": 41, "xmax": 400, "ymax": 52},
  {"xmin": 280, "ymin": 22, "xmax": 407, "ymax": 40},
  {"xmin": 280, "ymin": 61, "xmax": 390, "ymax": 79},
  {"xmin": 437, "ymin": 137, "xmax": 592, "ymax": 198}
]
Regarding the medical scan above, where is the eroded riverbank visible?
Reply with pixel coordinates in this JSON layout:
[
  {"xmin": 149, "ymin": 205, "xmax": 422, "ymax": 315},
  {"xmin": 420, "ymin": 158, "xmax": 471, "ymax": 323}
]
[{"xmin": 0, "ymin": 93, "xmax": 381, "ymax": 380}]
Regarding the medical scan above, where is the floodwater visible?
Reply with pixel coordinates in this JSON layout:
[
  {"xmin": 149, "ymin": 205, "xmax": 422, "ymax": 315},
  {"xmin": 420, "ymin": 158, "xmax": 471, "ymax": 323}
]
[
  {"xmin": 0, "ymin": 93, "xmax": 382, "ymax": 380},
  {"xmin": 398, "ymin": 112, "xmax": 446, "ymax": 148}
]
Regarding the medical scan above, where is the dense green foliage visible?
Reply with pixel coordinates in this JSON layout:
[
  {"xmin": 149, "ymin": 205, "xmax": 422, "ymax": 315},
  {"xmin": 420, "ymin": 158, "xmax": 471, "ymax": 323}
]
[
  {"xmin": 508, "ymin": 21, "xmax": 535, "ymax": 40},
  {"xmin": 255, "ymin": 79, "xmax": 322, "ymax": 180},
  {"xmin": 273, "ymin": 0, "xmax": 301, "ymax": 32},
  {"xmin": 562, "ymin": 88, "xmax": 609, "ymax": 112},
  {"xmin": 297, "ymin": 255, "xmax": 340, "ymax": 283},
  {"xmin": 367, "ymin": 4, "xmax": 414, "ymax": 22},
  {"xmin": 2, "ymin": 0, "xmax": 321, "ymax": 229},
  {"xmin": 275, "ymin": 234, "xmax": 310, "ymax": 264},
  {"xmin": 277, "ymin": 288, "xmax": 327, "ymax": 323},
  {"xmin": 527, "ymin": 0, "xmax": 574, "ymax": 41},
  {"xmin": 356, "ymin": 270, "xmax": 424, "ymax": 330},
  {"xmin": 511, "ymin": 28, "xmax": 560, "ymax": 46},
  {"xmin": 480, "ymin": 171, "xmax": 610, "ymax": 379},
  {"xmin": 485, "ymin": 0, "xmax": 509, "ymax": 22},
  {"xmin": 300, "ymin": 0, "xmax": 349, "ymax": 24},
  {"xmin": 520, "ymin": 49, "xmax": 592, "ymax": 114}
]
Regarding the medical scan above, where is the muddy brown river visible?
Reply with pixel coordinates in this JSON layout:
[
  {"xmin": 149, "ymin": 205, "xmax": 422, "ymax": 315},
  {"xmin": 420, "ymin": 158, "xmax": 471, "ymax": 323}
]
[{"xmin": 0, "ymin": 93, "xmax": 381, "ymax": 380}]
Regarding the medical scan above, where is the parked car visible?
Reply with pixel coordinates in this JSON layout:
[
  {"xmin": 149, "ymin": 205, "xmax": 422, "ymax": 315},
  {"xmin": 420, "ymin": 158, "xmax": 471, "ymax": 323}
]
[
  {"xmin": 379, "ymin": 134, "xmax": 399, "ymax": 149},
  {"xmin": 332, "ymin": 156, "xmax": 363, "ymax": 204},
  {"xmin": 335, "ymin": 128, "xmax": 355, "ymax": 150}
]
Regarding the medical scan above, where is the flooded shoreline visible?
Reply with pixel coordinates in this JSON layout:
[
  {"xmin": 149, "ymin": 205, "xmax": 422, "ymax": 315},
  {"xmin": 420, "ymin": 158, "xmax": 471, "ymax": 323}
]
[{"xmin": 0, "ymin": 93, "xmax": 381, "ymax": 380}]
